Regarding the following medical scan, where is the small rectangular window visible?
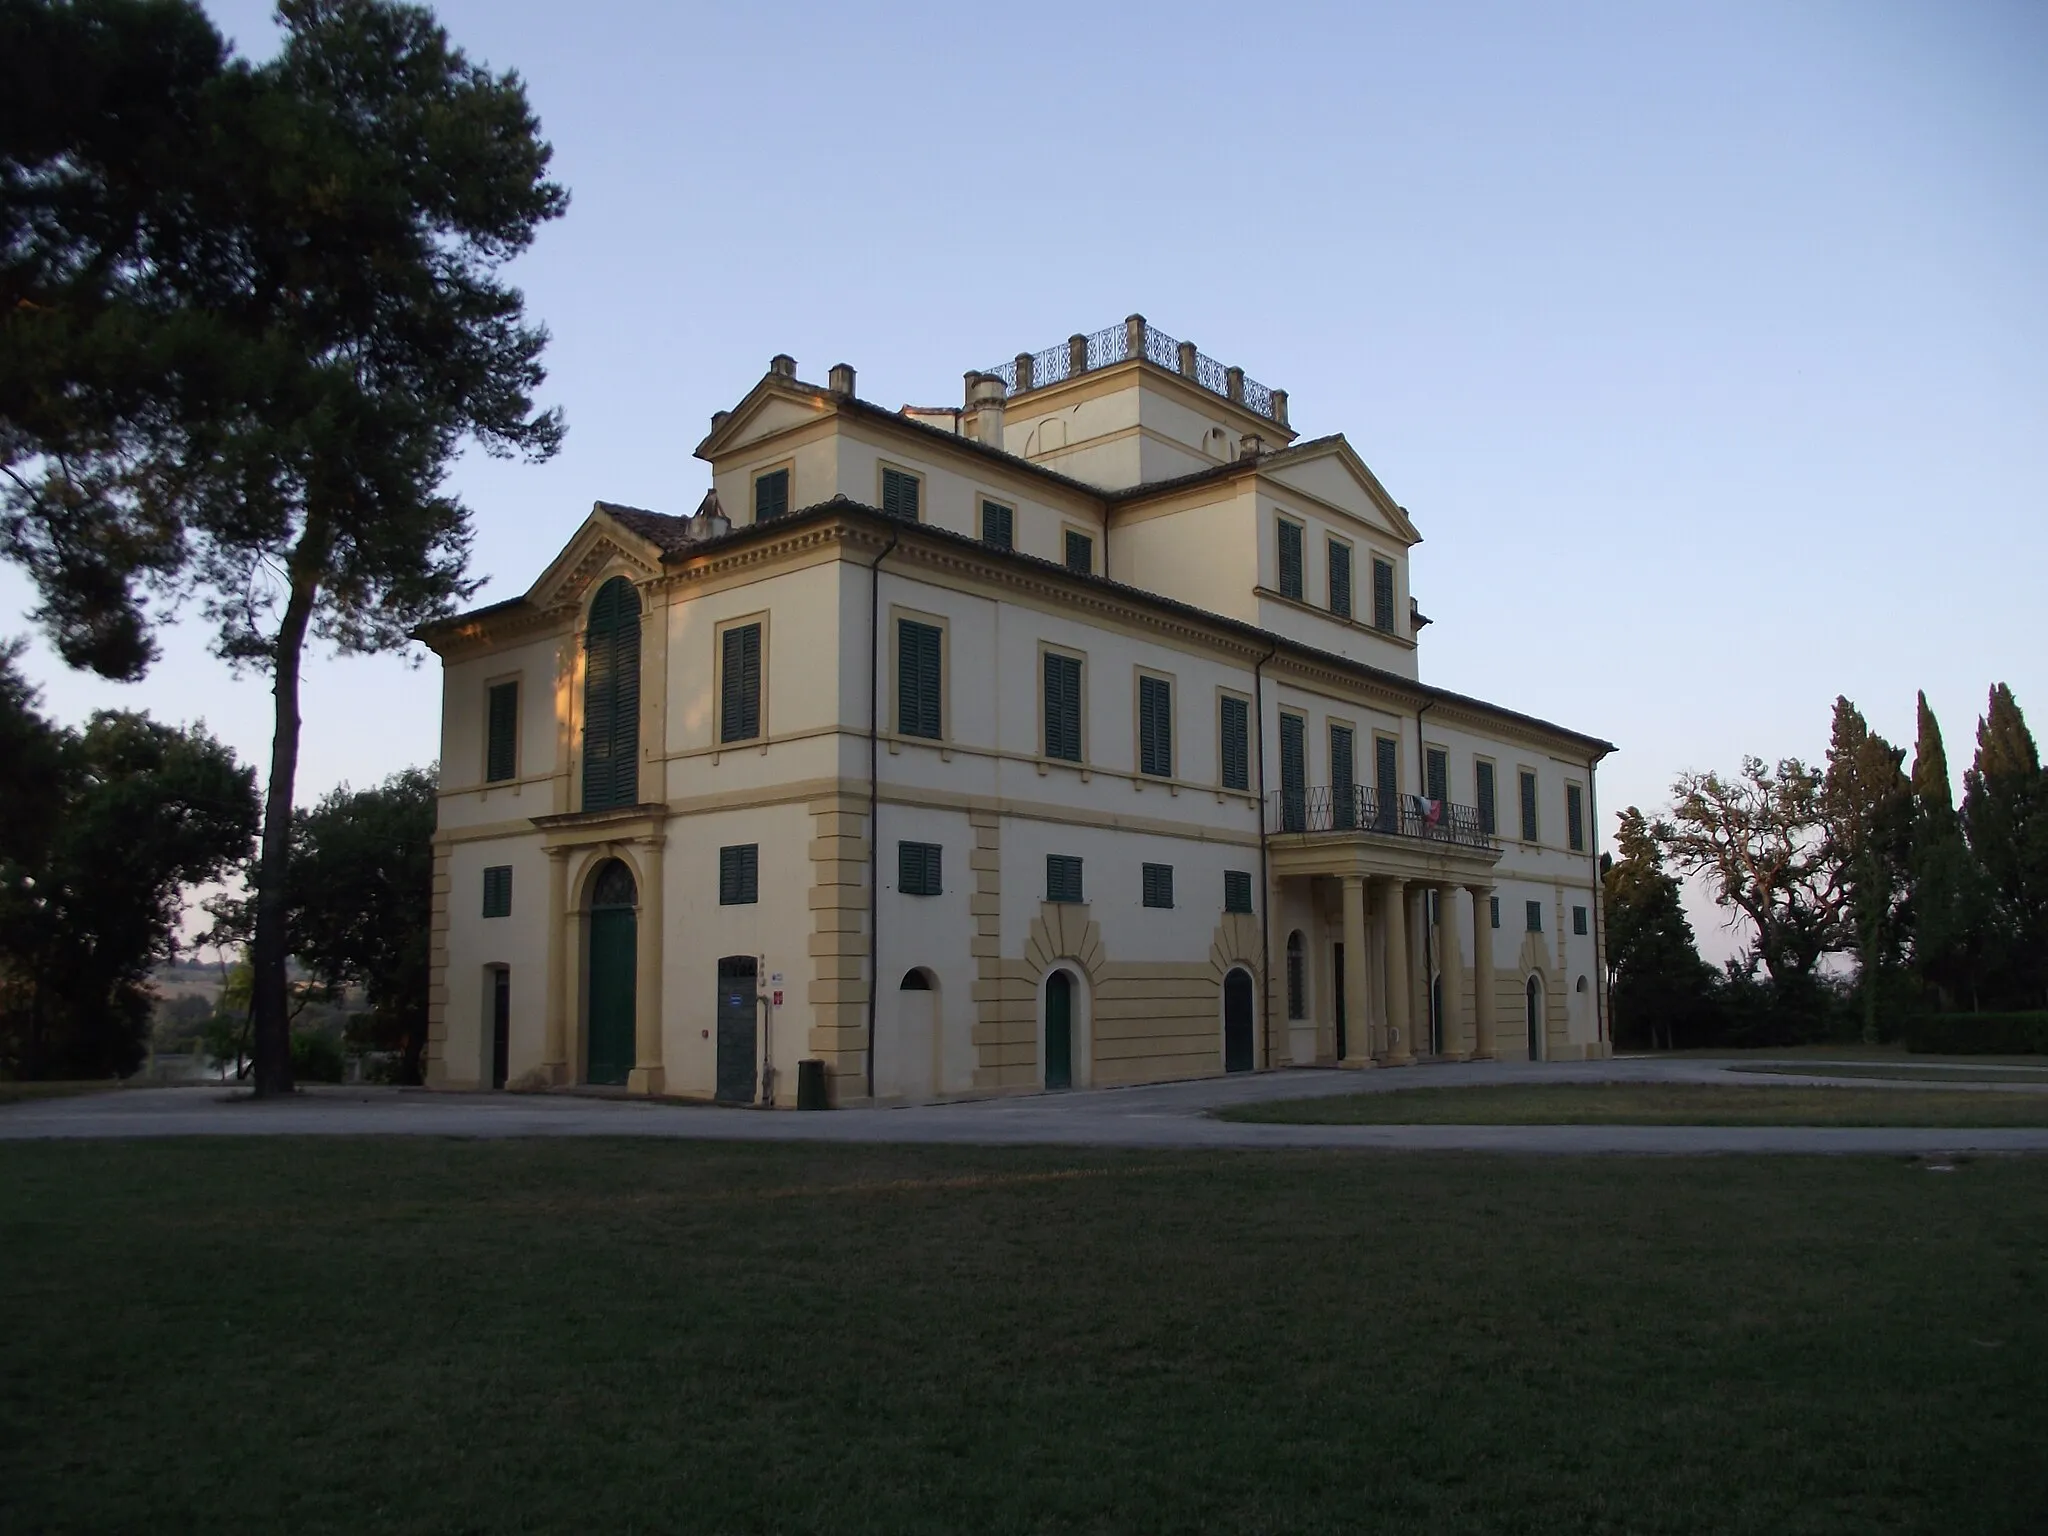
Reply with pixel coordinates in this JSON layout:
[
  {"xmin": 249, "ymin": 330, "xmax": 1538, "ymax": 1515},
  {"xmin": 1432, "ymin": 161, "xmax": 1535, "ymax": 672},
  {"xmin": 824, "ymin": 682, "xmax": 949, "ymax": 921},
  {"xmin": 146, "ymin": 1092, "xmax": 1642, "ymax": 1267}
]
[
  {"xmin": 720, "ymin": 622, "xmax": 762, "ymax": 743},
  {"xmin": 881, "ymin": 467, "xmax": 920, "ymax": 521},
  {"xmin": 896, "ymin": 619, "xmax": 942, "ymax": 740},
  {"xmin": 1567, "ymin": 783, "xmax": 1586, "ymax": 852},
  {"xmin": 1142, "ymin": 862, "xmax": 1173, "ymax": 909},
  {"xmin": 1573, "ymin": 904, "xmax": 1589, "ymax": 936},
  {"xmin": 1046, "ymin": 854, "xmax": 1084, "ymax": 904},
  {"xmin": 1328, "ymin": 540, "xmax": 1353, "ymax": 619},
  {"xmin": 719, "ymin": 844, "xmax": 759, "ymax": 905},
  {"xmin": 485, "ymin": 681, "xmax": 519, "ymax": 783},
  {"xmin": 1426, "ymin": 747, "xmax": 1448, "ymax": 806},
  {"xmin": 898, "ymin": 840, "xmax": 942, "ymax": 897},
  {"xmin": 1490, "ymin": 895, "xmax": 1501, "ymax": 930},
  {"xmin": 1476, "ymin": 761, "xmax": 1497, "ymax": 836},
  {"xmin": 1372, "ymin": 558, "xmax": 1396, "ymax": 631},
  {"xmin": 1138, "ymin": 674, "xmax": 1173, "ymax": 778},
  {"xmin": 1519, "ymin": 769, "xmax": 1539, "ymax": 843},
  {"xmin": 1064, "ymin": 529, "xmax": 1093, "ymax": 574},
  {"xmin": 1277, "ymin": 519, "xmax": 1304, "ymax": 601},
  {"xmin": 1043, "ymin": 652, "xmax": 1083, "ymax": 762},
  {"xmin": 482, "ymin": 865, "xmax": 512, "ymax": 919},
  {"xmin": 753, "ymin": 468, "xmax": 789, "ymax": 522},
  {"xmin": 981, "ymin": 499, "xmax": 1013, "ymax": 550},
  {"xmin": 1224, "ymin": 870, "xmax": 1253, "ymax": 914},
  {"xmin": 1219, "ymin": 695, "xmax": 1249, "ymax": 791},
  {"xmin": 1526, "ymin": 899, "xmax": 1543, "ymax": 933}
]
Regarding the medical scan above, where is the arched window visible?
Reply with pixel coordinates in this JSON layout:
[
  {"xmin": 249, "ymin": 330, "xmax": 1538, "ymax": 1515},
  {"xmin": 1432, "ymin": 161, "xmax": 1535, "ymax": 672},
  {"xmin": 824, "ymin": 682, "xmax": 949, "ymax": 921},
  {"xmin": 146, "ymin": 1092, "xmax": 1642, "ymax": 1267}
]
[
  {"xmin": 582, "ymin": 577, "xmax": 641, "ymax": 810},
  {"xmin": 1286, "ymin": 931, "xmax": 1306, "ymax": 1020},
  {"xmin": 899, "ymin": 969, "xmax": 932, "ymax": 991}
]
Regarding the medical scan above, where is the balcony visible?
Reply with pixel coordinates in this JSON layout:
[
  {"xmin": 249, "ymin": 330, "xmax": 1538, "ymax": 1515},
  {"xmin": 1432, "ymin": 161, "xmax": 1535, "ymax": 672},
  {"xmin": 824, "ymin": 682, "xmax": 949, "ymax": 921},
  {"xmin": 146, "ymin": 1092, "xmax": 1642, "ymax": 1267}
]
[{"xmin": 1267, "ymin": 785, "xmax": 1497, "ymax": 852}]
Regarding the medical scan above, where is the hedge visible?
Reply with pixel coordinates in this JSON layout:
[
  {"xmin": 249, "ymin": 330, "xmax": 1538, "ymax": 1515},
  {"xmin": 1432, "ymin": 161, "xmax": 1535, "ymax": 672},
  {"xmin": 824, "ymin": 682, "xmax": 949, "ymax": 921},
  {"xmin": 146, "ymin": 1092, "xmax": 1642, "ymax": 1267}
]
[{"xmin": 1903, "ymin": 1012, "xmax": 2048, "ymax": 1055}]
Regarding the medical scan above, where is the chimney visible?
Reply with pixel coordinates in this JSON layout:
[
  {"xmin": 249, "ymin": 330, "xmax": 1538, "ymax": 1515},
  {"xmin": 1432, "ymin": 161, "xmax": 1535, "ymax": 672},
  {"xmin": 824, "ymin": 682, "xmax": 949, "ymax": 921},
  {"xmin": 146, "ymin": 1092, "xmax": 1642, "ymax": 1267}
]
[
  {"xmin": 966, "ymin": 371, "xmax": 1007, "ymax": 448},
  {"xmin": 1238, "ymin": 432, "xmax": 1265, "ymax": 460},
  {"xmin": 710, "ymin": 409, "xmax": 731, "ymax": 431},
  {"xmin": 828, "ymin": 362, "xmax": 855, "ymax": 396},
  {"xmin": 768, "ymin": 354, "xmax": 796, "ymax": 380},
  {"xmin": 1270, "ymin": 389, "xmax": 1289, "ymax": 429}
]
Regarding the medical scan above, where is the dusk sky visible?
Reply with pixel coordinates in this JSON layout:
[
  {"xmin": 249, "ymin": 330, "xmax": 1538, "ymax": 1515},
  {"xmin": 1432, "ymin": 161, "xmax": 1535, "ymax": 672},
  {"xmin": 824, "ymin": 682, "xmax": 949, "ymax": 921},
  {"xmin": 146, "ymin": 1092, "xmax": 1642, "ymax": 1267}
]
[{"xmin": 6, "ymin": 0, "xmax": 2044, "ymax": 958}]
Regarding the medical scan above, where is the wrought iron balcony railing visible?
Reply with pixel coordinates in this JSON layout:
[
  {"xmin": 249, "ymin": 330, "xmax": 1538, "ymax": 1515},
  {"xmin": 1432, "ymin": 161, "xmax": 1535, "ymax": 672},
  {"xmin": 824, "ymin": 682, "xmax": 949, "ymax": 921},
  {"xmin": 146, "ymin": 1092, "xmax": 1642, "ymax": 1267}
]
[
  {"xmin": 1266, "ymin": 785, "xmax": 1497, "ymax": 851},
  {"xmin": 984, "ymin": 318, "xmax": 1286, "ymax": 427}
]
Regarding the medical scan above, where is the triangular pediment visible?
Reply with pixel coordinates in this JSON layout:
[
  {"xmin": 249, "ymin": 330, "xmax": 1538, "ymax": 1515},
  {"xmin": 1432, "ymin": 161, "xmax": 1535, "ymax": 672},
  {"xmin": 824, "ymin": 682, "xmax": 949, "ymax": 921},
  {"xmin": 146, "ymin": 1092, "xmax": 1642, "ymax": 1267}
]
[
  {"xmin": 694, "ymin": 375, "xmax": 836, "ymax": 460},
  {"xmin": 526, "ymin": 504, "xmax": 668, "ymax": 613},
  {"xmin": 1262, "ymin": 436, "xmax": 1422, "ymax": 545}
]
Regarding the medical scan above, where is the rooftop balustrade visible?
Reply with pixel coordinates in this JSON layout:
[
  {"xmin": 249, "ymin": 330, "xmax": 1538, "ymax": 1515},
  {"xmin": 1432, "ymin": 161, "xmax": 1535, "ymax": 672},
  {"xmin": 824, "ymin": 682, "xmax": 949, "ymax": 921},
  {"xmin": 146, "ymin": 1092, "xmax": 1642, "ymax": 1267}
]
[
  {"xmin": 984, "ymin": 315, "xmax": 1287, "ymax": 428},
  {"xmin": 1266, "ymin": 785, "xmax": 1497, "ymax": 851}
]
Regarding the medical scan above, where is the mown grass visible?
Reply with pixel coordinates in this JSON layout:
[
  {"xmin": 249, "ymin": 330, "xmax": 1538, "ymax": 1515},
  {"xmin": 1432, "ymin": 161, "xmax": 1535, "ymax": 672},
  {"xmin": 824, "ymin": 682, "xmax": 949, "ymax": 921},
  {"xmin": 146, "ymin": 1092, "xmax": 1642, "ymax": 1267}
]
[
  {"xmin": 0, "ymin": 1079, "xmax": 124, "ymax": 1106},
  {"xmin": 1730, "ymin": 1062, "xmax": 2048, "ymax": 1085},
  {"xmin": 1628, "ymin": 1043, "xmax": 2048, "ymax": 1066},
  {"xmin": 1218, "ymin": 1082, "xmax": 2048, "ymax": 1127},
  {"xmin": 3, "ymin": 1140, "xmax": 2045, "ymax": 1534}
]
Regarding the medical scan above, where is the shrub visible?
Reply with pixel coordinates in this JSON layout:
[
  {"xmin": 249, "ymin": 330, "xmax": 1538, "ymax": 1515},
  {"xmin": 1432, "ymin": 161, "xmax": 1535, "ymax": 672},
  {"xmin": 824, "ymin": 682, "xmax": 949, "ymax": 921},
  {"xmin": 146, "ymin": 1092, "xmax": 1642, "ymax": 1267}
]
[
  {"xmin": 1902, "ymin": 1012, "xmax": 2048, "ymax": 1055},
  {"xmin": 290, "ymin": 1029, "xmax": 345, "ymax": 1083}
]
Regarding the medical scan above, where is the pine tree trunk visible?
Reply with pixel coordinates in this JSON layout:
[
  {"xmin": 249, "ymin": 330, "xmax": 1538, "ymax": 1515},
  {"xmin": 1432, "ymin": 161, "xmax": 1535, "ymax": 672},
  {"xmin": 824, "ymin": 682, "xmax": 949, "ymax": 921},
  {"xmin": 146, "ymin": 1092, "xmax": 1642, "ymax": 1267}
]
[{"xmin": 249, "ymin": 549, "xmax": 323, "ymax": 1098}]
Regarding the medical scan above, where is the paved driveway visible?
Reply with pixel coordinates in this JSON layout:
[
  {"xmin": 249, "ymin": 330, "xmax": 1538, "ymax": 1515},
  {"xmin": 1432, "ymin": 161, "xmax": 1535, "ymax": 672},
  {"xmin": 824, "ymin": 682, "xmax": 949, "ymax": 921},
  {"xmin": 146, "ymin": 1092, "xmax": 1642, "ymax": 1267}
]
[{"xmin": 5, "ymin": 1056, "xmax": 2046, "ymax": 1154}]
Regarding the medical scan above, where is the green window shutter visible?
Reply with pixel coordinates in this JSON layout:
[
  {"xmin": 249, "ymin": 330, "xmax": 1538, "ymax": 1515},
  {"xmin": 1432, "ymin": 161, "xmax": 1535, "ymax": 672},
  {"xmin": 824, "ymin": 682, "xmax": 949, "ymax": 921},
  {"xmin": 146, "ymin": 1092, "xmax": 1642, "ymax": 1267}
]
[
  {"xmin": 1064, "ymin": 529, "xmax": 1092, "ymax": 574},
  {"xmin": 1279, "ymin": 712, "xmax": 1306, "ymax": 831},
  {"xmin": 581, "ymin": 577, "xmax": 641, "ymax": 811},
  {"xmin": 486, "ymin": 681, "xmax": 519, "ymax": 783},
  {"xmin": 1567, "ymin": 784, "xmax": 1586, "ymax": 851},
  {"xmin": 1476, "ymin": 762, "xmax": 1497, "ymax": 836},
  {"xmin": 1526, "ymin": 899, "xmax": 1543, "ymax": 933},
  {"xmin": 1219, "ymin": 696, "xmax": 1249, "ymax": 791},
  {"xmin": 720, "ymin": 623, "xmax": 762, "ymax": 743},
  {"xmin": 881, "ymin": 468, "xmax": 920, "ymax": 521},
  {"xmin": 1277, "ymin": 520, "xmax": 1303, "ymax": 600},
  {"xmin": 1372, "ymin": 559, "xmax": 1395, "ymax": 631},
  {"xmin": 719, "ymin": 844, "xmax": 759, "ymax": 905},
  {"xmin": 1374, "ymin": 734, "xmax": 1399, "ymax": 830},
  {"xmin": 1043, "ymin": 653, "xmax": 1082, "ymax": 762},
  {"xmin": 1138, "ymin": 675, "xmax": 1172, "ymax": 777},
  {"xmin": 981, "ymin": 500, "xmax": 1013, "ymax": 549},
  {"xmin": 1046, "ymin": 854, "xmax": 1083, "ymax": 904},
  {"xmin": 1328, "ymin": 541, "xmax": 1352, "ymax": 619},
  {"xmin": 1426, "ymin": 748, "xmax": 1448, "ymax": 805},
  {"xmin": 754, "ymin": 469, "xmax": 789, "ymax": 522},
  {"xmin": 897, "ymin": 620, "xmax": 942, "ymax": 739},
  {"xmin": 1330, "ymin": 725, "xmax": 1355, "ymax": 829},
  {"xmin": 1573, "ymin": 905, "xmax": 1588, "ymax": 936},
  {"xmin": 898, "ymin": 841, "xmax": 941, "ymax": 896},
  {"xmin": 482, "ymin": 865, "xmax": 512, "ymax": 918},
  {"xmin": 1490, "ymin": 896, "xmax": 1501, "ymax": 929},
  {"xmin": 1224, "ymin": 870, "xmax": 1253, "ymax": 914},
  {"xmin": 1142, "ymin": 862, "xmax": 1173, "ymax": 909},
  {"xmin": 1520, "ymin": 770, "xmax": 1539, "ymax": 842}
]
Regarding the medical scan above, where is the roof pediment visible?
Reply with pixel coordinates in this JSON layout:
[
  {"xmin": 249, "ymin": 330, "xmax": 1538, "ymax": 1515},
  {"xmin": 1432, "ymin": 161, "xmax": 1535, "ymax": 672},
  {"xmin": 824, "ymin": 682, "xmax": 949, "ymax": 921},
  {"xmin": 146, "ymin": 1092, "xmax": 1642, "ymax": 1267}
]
[
  {"xmin": 693, "ymin": 374, "xmax": 835, "ymax": 460},
  {"xmin": 525, "ymin": 503, "xmax": 671, "ymax": 613},
  {"xmin": 1259, "ymin": 436, "xmax": 1421, "ymax": 545}
]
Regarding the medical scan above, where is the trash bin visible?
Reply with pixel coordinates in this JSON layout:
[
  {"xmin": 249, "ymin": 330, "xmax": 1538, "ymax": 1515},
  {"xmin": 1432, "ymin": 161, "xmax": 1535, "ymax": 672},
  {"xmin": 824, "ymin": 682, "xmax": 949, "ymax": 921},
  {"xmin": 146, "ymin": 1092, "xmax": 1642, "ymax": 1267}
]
[{"xmin": 796, "ymin": 1058, "xmax": 830, "ymax": 1111}]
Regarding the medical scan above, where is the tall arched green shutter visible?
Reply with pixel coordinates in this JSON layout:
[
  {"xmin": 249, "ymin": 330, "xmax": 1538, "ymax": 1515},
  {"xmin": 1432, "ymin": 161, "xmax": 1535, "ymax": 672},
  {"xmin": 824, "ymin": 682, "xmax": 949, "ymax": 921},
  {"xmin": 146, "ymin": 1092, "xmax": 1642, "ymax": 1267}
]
[{"xmin": 581, "ymin": 577, "xmax": 641, "ymax": 810}]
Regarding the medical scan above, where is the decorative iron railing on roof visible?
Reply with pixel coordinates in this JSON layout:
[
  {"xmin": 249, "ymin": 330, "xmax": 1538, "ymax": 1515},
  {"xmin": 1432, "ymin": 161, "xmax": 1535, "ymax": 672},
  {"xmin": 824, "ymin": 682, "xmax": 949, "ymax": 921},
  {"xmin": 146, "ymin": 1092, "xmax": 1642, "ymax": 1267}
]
[
  {"xmin": 1267, "ymin": 785, "xmax": 1497, "ymax": 851},
  {"xmin": 984, "ymin": 317, "xmax": 1287, "ymax": 427}
]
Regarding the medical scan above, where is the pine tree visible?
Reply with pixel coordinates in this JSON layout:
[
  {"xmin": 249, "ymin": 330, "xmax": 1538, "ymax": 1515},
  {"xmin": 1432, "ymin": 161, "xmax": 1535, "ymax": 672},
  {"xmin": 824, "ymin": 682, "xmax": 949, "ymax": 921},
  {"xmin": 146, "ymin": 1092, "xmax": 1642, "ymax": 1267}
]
[
  {"xmin": 1822, "ymin": 697, "xmax": 1911, "ymax": 1042},
  {"xmin": 1908, "ymin": 692, "xmax": 1988, "ymax": 1010},
  {"xmin": 1962, "ymin": 685, "xmax": 2048, "ymax": 1006},
  {"xmin": 1603, "ymin": 807, "xmax": 1718, "ymax": 1049}
]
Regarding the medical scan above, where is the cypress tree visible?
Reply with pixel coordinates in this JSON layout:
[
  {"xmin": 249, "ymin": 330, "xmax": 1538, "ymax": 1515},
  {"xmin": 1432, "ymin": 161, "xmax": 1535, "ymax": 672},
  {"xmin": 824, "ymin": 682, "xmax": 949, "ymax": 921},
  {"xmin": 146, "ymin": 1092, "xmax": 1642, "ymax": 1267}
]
[
  {"xmin": 1908, "ymin": 692, "xmax": 1987, "ymax": 1010},
  {"xmin": 1961, "ymin": 685, "xmax": 2048, "ymax": 1007},
  {"xmin": 1822, "ymin": 697, "xmax": 1910, "ymax": 1042}
]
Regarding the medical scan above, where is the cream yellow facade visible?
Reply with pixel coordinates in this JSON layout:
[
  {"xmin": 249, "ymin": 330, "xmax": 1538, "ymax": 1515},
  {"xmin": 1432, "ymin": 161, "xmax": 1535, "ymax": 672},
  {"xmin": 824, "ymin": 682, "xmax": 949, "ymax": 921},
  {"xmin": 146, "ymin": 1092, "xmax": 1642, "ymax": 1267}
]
[{"xmin": 421, "ymin": 316, "xmax": 1614, "ymax": 1104}]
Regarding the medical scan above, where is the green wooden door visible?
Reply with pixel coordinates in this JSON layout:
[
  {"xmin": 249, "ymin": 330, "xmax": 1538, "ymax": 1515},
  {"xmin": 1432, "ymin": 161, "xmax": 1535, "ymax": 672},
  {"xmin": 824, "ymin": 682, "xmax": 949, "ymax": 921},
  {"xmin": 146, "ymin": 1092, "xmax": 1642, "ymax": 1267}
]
[
  {"xmin": 1045, "ymin": 971, "xmax": 1073, "ymax": 1091},
  {"xmin": 587, "ymin": 862, "xmax": 637, "ymax": 1086},
  {"xmin": 1526, "ymin": 976, "xmax": 1542, "ymax": 1062}
]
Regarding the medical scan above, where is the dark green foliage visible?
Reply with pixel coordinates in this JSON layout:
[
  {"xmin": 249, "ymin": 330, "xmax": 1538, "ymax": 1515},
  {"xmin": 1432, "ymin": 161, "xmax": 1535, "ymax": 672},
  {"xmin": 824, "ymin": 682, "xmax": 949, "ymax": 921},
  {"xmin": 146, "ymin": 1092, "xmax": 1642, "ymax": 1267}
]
[
  {"xmin": 1961, "ymin": 685, "xmax": 2048, "ymax": 1007},
  {"xmin": 0, "ymin": 653, "xmax": 257, "ymax": 1077},
  {"xmin": 1601, "ymin": 808, "xmax": 1718, "ymax": 1049},
  {"xmin": 1907, "ymin": 692, "xmax": 1991, "ymax": 1009},
  {"xmin": 285, "ymin": 767, "xmax": 434, "ymax": 1085},
  {"xmin": 288, "ymin": 1025, "xmax": 344, "ymax": 1082},
  {"xmin": 1821, "ymin": 696, "xmax": 1911, "ymax": 1043},
  {"xmin": 1902, "ymin": 1011, "xmax": 2048, "ymax": 1055}
]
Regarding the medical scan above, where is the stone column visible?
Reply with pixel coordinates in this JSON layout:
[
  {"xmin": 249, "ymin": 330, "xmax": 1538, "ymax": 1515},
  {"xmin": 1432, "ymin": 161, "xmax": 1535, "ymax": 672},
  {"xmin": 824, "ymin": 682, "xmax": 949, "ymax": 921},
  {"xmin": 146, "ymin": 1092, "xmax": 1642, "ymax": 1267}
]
[
  {"xmin": 1469, "ymin": 885, "xmax": 1496, "ymax": 1060},
  {"xmin": 1435, "ymin": 882, "xmax": 1466, "ymax": 1060},
  {"xmin": 1408, "ymin": 884, "xmax": 1431, "ymax": 1057},
  {"xmin": 1379, "ymin": 877, "xmax": 1413, "ymax": 1065},
  {"xmin": 628, "ymin": 837, "xmax": 666, "ymax": 1096},
  {"xmin": 1341, "ymin": 875, "xmax": 1370, "ymax": 1067},
  {"xmin": 543, "ymin": 846, "xmax": 570, "ymax": 1084}
]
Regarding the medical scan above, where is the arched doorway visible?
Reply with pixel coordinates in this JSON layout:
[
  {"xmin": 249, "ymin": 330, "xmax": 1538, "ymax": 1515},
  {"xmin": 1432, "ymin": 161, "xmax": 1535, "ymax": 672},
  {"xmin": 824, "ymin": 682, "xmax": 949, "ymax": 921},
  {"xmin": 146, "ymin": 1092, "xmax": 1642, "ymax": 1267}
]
[
  {"xmin": 1223, "ymin": 968, "xmax": 1255, "ymax": 1073},
  {"xmin": 1525, "ymin": 974, "xmax": 1544, "ymax": 1062},
  {"xmin": 586, "ymin": 859, "xmax": 637, "ymax": 1085},
  {"xmin": 1045, "ymin": 970, "xmax": 1074, "ymax": 1091}
]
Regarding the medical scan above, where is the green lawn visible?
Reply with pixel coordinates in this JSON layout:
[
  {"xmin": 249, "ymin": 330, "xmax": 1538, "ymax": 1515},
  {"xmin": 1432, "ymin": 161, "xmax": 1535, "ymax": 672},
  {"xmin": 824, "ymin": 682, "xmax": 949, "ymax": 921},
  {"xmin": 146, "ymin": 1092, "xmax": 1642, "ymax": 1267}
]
[
  {"xmin": 1730, "ymin": 1062, "xmax": 2048, "ymax": 1085},
  {"xmin": 4, "ymin": 1141, "xmax": 2045, "ymax": 1534},
  {"xmin": 0, "ymin": 1079, "xmax": 123, "ymax": 1106},
  {"xmin": 1625, "ymin": 1043, "xmax": 2048, "ymax": 1067},
  {"xmin": 1218, "ymin": 1082, "xmax": 2048, "ymax": 1127}
]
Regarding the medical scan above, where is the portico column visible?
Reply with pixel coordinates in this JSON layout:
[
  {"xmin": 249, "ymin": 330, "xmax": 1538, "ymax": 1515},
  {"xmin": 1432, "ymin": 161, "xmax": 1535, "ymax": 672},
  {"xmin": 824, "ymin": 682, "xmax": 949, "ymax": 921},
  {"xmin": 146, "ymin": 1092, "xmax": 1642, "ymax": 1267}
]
[
  {"xmin": 628, "ymin": 837, "xmax": 666, "ymax": 1096},
  {"xmin": 1435, "ymin": 882, "xmax": 1467, "ymax": 1060},
  {"xmin": 1408, "ymin": 884, "xmax": 1431, "ymax": 1057},
  {"xmin": 543, "ymin": 846, "xmax": 570, "ymax": 1084},
  {"xmin": 1469, "ymin": 884, "xmax": 1497, "ymax": 1060},
  {"xmin": 1380, "ymin": 877, "xmax": 1413, "ymax": 1065},
  {"xmin": 1341, "ymin": 875, "xmax": 1371, "ymax": 1067}
]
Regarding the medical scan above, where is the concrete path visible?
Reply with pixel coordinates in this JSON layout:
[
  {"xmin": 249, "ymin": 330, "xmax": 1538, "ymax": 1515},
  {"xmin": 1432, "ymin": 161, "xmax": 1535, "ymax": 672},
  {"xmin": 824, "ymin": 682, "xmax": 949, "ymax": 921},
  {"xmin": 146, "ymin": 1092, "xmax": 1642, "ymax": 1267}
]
[{"xmin": 4, "ymin": 1056, "xmax": 2046, "ymax": 1154}]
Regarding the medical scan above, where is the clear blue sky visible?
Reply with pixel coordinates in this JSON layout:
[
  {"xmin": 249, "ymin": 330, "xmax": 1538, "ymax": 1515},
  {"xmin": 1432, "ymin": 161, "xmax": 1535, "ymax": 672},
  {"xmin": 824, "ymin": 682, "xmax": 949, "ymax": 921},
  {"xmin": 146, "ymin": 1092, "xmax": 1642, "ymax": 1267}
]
[{"xmin": 7, "ymin": 1, "xmax": 2044, "ymax": 956}]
